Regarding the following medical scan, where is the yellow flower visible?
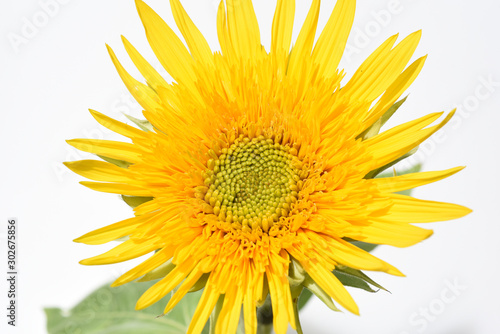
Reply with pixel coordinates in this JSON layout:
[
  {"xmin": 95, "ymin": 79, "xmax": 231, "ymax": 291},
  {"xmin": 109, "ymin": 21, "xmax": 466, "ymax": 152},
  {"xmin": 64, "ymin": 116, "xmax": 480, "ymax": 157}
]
[{"xmin": 65, "ymin": 0, "xmax": 471, "ymax": 333}]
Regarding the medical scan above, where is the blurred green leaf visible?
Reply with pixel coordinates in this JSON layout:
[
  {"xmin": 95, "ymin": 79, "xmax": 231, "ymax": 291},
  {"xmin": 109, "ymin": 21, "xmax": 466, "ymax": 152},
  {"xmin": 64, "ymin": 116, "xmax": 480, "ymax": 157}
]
[
  {"xmin": 121, "ymin": 195, "xmax": 154, "ymax": 209},
  {"xmin": 124, "ymin": 114, "xmax": 153, "ymax": 132},
  {"xmin": 97, "ymin": 155, "xmax": 132, "ymax": 168},
  {"xmin": 376, "ymin": 163, "xmax": 422, "ymax": 179},
  {"xmin": 335, "ymin": 266, "xmax": 388, "ymax": 292},
  {"xmin": 297, "ymin": 288, "xmax": 313, "ymax": 310},
  {"xmin": 349, "ymin": 241, "xmax": 378, "ymax": 253},
  {"xmin": 137, "ymin": 260, "xmax": 175, "ymax": 283},
  {"xmin": 376, "ymin": 163, "xmax": 423, "ymax": 196},
  {"xmin": 333, "ymin": 271, "xmax": 377, "ymax": 293},
  {"xmin": 209, "ymin": 296, "xmax": 224, "ymax": 334},
  {"xmin": 380, "ymin": 96, "xmax": 409, "ymax": 127},
  {"xmin": 301, "ymin": 275, "xmax": 340, "ymax": 312},
  {"xmin": 358, "ymin": 96, "xmax": 408, "ymax": 140},
  {"xmin": 365, "ymin": 147, "xmax": 419, "ymax": 179},
  {"xmin": 45, "ymin": 280, "xmax": 209, "ymax": 334}
]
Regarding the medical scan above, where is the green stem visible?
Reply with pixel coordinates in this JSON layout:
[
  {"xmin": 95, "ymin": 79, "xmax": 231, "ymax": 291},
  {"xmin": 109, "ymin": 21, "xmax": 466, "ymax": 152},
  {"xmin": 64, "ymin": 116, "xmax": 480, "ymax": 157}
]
[
  {"xmin": 257, "ymin": 323, "xmax": 273, "ymax": 334},
  {"xmin": 292, "ymin": 297, "xmax": 304, "ymax": 334},
  {"xmin": 209, "ymin": 295, "xmax": 224, "ymax": 334},
  {"xmin": 256, "ymin": 295, "xmax": 273, "ymax": 334}
]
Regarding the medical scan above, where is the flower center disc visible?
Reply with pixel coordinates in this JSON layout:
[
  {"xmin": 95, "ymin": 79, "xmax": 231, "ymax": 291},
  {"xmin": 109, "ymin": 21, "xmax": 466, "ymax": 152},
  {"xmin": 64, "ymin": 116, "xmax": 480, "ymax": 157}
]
[{"xmin": 204, "ymin": 135, "xmax": 301, "ymax": 232}]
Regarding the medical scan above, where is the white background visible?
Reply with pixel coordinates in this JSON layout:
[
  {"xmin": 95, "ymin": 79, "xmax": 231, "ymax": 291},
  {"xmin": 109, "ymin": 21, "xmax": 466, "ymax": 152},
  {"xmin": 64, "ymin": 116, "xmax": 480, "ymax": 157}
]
[{"xmin": 1, "ymin": 0, "xmax": 499, "ymax": 333}]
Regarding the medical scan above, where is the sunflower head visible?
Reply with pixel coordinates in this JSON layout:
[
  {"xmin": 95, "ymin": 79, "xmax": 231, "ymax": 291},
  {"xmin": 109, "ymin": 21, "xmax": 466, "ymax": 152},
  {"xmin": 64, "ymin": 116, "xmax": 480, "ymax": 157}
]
[{"xmin": 66, "ymin": 0, "xmax": 471, "ymax": 333}]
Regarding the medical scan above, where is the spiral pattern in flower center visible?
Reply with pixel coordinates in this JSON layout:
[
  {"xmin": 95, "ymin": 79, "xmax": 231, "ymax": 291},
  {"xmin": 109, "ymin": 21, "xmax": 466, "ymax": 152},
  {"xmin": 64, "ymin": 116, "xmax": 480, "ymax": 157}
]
[{"xmin": 203, "ymin": 135, "xmax": 302, "ymax": 231}]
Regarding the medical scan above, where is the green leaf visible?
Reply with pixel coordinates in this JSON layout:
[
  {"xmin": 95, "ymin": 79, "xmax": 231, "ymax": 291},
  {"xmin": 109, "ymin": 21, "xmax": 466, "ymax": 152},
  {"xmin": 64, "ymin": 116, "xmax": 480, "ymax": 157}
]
[
  {"xmin": 376, "ymin": 163, "xmax": 422, "ymax": 179},
  {"xmin": 124, "ymin": 114, "xmax": 154, "ymax": 132},
  {"xmin": 380, "ymin": 96, "xmax": 409, "ymax": 127},
  {"xmin": 349, "ymin": 241, "xmax": 378, "ymax": 253},
  {"xmin": 137, "ymin": 260, "xmax": 175, "ymax": 283},
  {"xmin": 365, "ymin": 147, "xmax": 419, "ymax": 179},
  {"xmin": 335, "ymin": 266, "xmax": 388, "ymax": 292},
  {"xmin": 287, "ymin": 257, "xmax": 306, "ymax": 287},
  {"xmin": 209, "ymin": 296, "xmax": 224, "ymax": 334},
  {"xmin": 121, "ymin": 195, "xmax": 154, "ymax": 209},
  {"xmin": 45, "ymin": 308, "xmax": 65, "ymax": 333},
  {"xmin": 97, "ymin": 155, "xmax": 132, "ymax": 168},
  {"xmin": 45, "ymin": 280, "xmax": 209, "ymax": 334},
  {"xmin": 301, "ymin": 275, "xmax": 340, "ymax": 312},
  {"xmin": 375, "ymin": 163, "xmax": 423, "ymax": 196},
  {"xmin": 290, "ymin": 288, "xmax": 305, "ymax": 334},
  {"xmin": 333, "ymin": 271, "xmax": 377, "ymax": 293},
  {"xmin": 297, "ymin": 288, "xmax": 313, "ymax": 310},
  {"xmin": 358, "ymin": 96, "xmax": 408, "ymax": 140}
]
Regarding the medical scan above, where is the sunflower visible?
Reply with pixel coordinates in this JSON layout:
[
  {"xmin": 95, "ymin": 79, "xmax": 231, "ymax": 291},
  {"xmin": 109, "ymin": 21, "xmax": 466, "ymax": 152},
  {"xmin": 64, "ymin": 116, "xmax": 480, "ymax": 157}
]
[{"xmin": 65, "ymin": 0, "xmax": 471, "ymax": 333}]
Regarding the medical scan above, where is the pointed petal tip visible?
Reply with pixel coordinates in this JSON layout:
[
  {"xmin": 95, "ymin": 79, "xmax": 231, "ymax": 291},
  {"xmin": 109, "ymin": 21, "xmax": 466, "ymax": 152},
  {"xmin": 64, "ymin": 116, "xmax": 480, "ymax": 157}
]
[
  {"xmin": 73, "ymin": 236, "xmax": 84, "ymax": 243},
  {"xmin": 351, "ymin": 303, "xmax": 360, "ymax": 316},
  {"xmin": 135, "ymin": 296, "xmax": 150, "ymax": 311},
  {"xmin": 88, "ymin": 109, "xmax": 105, "ymax": 122},
  {"xmin": 460, "ymin": 206, "xmax": 473, "ymax": 216},
  {"xmin": 105, "ymin": 43, "xmax": 114, "ymax": 55},
  {"xmin": 79, "ymin": 258, "xmax": 92, "ymax": 266},
  {"xmin": 79, "ymin": 181, "xmax": 100, "ymax": 191},
  {"xmin": 135, "ymin": 0, "xmax": 145, "ymax": 8},
  {"xmin": 73, "ymin": 233, "xmax": 96, "ymax": 244},
  {"xmin": 445, "ymin": 110, "xmax": 456, "ymax": 121},
  {"xmin": 110, "ymin": 280, "xmax": 124, "ymax": 288},
  {"xmin": 386, "ymin": 266, "xmax": 405, "ymax": 277}
]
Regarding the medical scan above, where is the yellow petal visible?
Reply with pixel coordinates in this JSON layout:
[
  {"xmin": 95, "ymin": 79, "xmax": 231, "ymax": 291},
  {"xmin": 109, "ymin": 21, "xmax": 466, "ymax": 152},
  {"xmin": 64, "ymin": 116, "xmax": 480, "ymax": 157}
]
[
  {"xmin": 384, "ymin": 193, "xmax": 472, "ymax": 223},
  {"xmin": 74, "ymin": 216, "xmax": 145, "ymax": 245},
  {"xmin": 121, "ymin": 36, "xmax": 170, "ymax": 90},
  {"xmin": 89, "ymin": 109, "xmax": 145, "ymax": 139},
  {"xmin": 374, "ymin": 166, "xmax": 465, "ymax": 193},
  {"xmin": 267, "ymin": 271, "xmax": 290, "ymax": 334},
  {"xmin": 216, "ymin": 0, "xmax": 233, "ymax": 58},
  {"xmin": 135, "ymin": 0, "xmax": 196, "ymax": 84},
  {"xmin": 345, "ymin": 219, "xmax": 434, "ymax": 248},
  {"xmin": 163, "ymin": 266, "xmax": 205, "ymax": 314},
  {"xmin": 345, "ymin": 31, "xmax": 422, "ymax": 102},
  {"xmin": 226, "ymin": 0, "xmax": 261, "ymax": 58},
  {"xmin": 312, "ymin": 0, "xmax": 355, "ymax": 78},
  {"xmin": 216, "ymin": 284, "xmax": 244, "ymax": 334},
  {"xmin": 243, "ymin": 290, "xmax": 257, "ymax": 334},
  {"xmin": 66, "ymin": 138, "xmax": 142, "ymax": 163},
  {"xmin": 112, "ymin": 247, "xmax": 173, "ymax": 286},
  {"xmin": 271, "ymin": 0, "xmax": 295, "ymax": 55},
  {"xmin": 287, "ymin": 0, "xmax": 320, "ymax": 77},
  {"xmin": 363, "ymin": 55, "xmax": 427, "ymax": 127},
  {"xmin": 135, "ymin": 258, "xmax": 196, "ymax": 310},
  {"xmin": 187, "ymin": 283, "xmax": 220, "ymax": 334},
  {"xmin": 266, "ymin": 251, "xmax": 295, "ymax": 333},
  {"xmin": 80, "ymin": 238, "xmax": 158, "ymax": 265},
  {"xmin": 64, "ymin": 160, "xmax": 132, "ymax": 182},
  {"xmin": 169, "ymin": 0, "xmax": 213, "ymax": 64},
  {"xmin": 107, "ymin": 44, "xmax": 162, "ymax": 113},
  {"xmin": 364, "ymin": 111, "xmax": 454, "ymax": 170},
  {"xmin": 342, "ymin": 33, "xmax": 399, "ymax": 95},
  {"xmin": 80, "ymin": 181, "xmax": 150, "ymax": 196},
  {"xmin": 303, "ymin": 259, "xmax": 359, "ymax": 315},
  {"xmin": 325, "ymin": 237, "xmax": 403, "ymax": 276}
]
